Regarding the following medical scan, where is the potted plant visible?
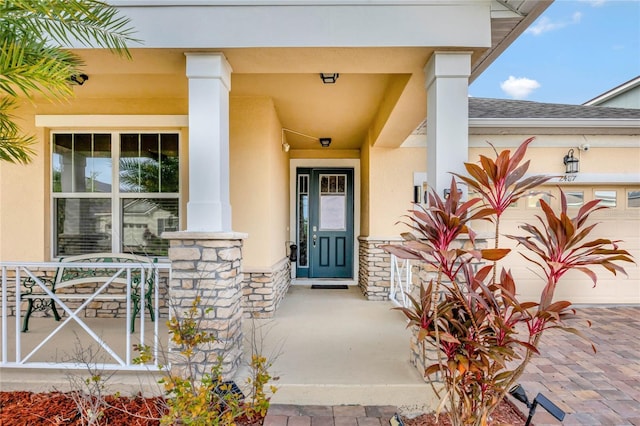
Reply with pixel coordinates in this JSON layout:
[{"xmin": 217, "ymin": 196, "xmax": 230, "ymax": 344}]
[{"xmin": 382, "ymin": 138, "xmax": 633, "ymax": 426}]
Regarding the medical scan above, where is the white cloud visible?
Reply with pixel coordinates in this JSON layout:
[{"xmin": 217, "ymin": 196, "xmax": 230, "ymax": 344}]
[
  {"xmin": 526, "ymin": 12, "xmax": 582, "ymax": 35},
  {"xmin": 579, "ymin": 0, "xmax": 607, "ymax": 6},
  {"xmin": 500, "ymin": 76, "xmax": 541, "ymax": 99}
]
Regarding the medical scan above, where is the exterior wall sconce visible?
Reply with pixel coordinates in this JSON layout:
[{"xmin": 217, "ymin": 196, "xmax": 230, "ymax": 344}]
[
  {"xmin": 70, "ymin": 74, "xmax": 89, "ymax": 85},
  {"xmin": 320, "ymin": 73, "xmax": 339, "ymax": 84},
  {"xmin": 319, "ymin": 138, "xmax": 331, "ymax": 148},
  {"xmin": 563, "ymin": 149, "xmax": 579, "ymax": 173}
]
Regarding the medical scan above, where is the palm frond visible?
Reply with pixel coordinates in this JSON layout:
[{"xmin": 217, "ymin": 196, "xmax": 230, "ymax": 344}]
[
  {"xmin": 1, "ymin": 0, "xmax": 140, "ymax": 58},
  {"xmin": 0, "ymin": 97, "xmax": 35, "ymax": 164}
]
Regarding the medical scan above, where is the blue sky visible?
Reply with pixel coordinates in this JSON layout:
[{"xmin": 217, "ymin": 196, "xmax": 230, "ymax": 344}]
[{"xmin": 470, "ymin": 0, "xmax": 640, "ymax": 105}]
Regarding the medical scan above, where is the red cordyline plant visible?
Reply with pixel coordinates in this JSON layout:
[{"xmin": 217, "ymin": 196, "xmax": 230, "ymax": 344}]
[{"xmin": 382, "ymin": 139, "xmax": 634, "ymax": 426}]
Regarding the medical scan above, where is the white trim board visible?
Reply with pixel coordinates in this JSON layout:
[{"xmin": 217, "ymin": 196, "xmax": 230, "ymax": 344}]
[{"xmin": 35, "ymin": 115, "xmax": 188, "ymax": 128}]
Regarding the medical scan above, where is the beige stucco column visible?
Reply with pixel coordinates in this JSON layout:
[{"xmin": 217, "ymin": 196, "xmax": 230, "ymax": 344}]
[
  {"xmin": 424, "ymin": 51, "xmax": 472, "ymax": 198},
  {"xmin": 185, "ymin": 52, "xmax": 233, "ymax": 232}
]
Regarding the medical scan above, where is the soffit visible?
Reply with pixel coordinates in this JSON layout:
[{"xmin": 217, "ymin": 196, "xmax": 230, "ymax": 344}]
[{"xmin": 68, "ymin": 0, "xmax": 550, "ymax": 150}]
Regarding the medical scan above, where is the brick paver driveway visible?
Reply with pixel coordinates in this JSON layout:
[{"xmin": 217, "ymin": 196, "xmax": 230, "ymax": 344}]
[{"xmin": 518, "ymin": 306, "xmax": 640, "ymax": 425}]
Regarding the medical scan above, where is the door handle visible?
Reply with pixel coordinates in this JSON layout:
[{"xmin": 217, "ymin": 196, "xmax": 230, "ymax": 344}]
[{"xmin": 312, "ymin": 234, "xmax": 317, "ymax": 247}]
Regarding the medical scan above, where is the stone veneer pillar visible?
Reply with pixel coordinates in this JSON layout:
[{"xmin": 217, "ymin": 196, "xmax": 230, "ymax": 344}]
[
  {"xmin": 358, "ymin": 236, "xmax": 403, "ymax": 300},
  {"xmin": 163, "ymin": 231, "xmax": 247, "ymax": 378}
]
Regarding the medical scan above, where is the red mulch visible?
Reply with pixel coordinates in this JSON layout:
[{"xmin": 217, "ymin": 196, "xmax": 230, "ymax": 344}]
[
  {"xmin": 402, "ymin": 398, "xmax": 528, "ymax": 426},
  {"xmin": 1, "ymin": 391, "xmax": 526, "ymax": 426},
  {"xmin": 0, "ymin": 391, "xmax": 164, "ymax": 425}
]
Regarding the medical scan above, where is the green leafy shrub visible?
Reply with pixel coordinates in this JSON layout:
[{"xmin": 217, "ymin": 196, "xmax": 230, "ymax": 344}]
[{"xmin": 135, "ymin": 297, "xmax": 276, "ymax": 425}]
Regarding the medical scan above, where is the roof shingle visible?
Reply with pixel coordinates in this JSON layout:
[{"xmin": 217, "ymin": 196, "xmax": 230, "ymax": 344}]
[{"xmin": 469, "ymin": 97, "xmax": 640, "ymax": 119}]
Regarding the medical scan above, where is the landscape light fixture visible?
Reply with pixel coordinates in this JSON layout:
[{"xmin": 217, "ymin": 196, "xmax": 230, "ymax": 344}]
[
  {"xmin": 70, "ymin": 74, "xmax": 89, "ymax": 85},
  {"xmin": 563, "ymin": 148, "xmax": 579, "ymax": 173},
  {"xmin": 213, "ymin": 380, "xmax": 244, "ymax": 400},
  {"xmin": 320, "ymin": 73, "xmax": 339, "ymax": 84},
  {"xmin": 509, "ymin": 384, "xmax": 566, "ymax": 426},
  {"xmin": 319, "ymin": 137, "xmax": 332, "ymax": 148}
]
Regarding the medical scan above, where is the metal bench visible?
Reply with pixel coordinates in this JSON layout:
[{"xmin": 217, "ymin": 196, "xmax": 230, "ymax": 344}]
[{"xmin": 20, "ymin": 253, "xmax": 157, "ymax": 333}]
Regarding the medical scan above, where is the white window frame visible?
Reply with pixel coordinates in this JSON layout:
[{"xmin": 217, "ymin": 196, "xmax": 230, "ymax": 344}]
[{"xmin": 47, "ymin": 125, "xmax": 184, "ymax": 259}]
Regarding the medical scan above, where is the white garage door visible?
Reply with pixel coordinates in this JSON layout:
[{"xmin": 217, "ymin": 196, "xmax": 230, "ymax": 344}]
[{"xmin": 471, "ymin": 185, "xmax": 640, "ymax": 305}]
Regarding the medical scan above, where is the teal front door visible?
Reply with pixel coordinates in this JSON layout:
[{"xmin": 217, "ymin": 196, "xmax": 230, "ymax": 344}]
[{"xmin": 296, "ymin": 168, "xmax": 354, "ymax": 278}]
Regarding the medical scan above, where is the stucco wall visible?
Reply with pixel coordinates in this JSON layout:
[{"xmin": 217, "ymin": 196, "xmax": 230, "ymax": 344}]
[
  {"xmin": 367, "ymin": 146, "xmax": 425, "ymax": 236},
  {"xmin": 0, "ymin": 106, "xmax": 47, "ymax": 261},
  {"xmin": 230, "ymin": 96, "xmax": 289, "ymax": 269}
]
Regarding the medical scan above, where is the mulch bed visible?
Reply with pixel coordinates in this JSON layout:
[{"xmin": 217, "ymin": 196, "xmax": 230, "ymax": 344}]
[
  {"xmin": 1, "ymin": 391, "xmax": 527, "ymax": 426},
  {"xmin": 402, "ymin": 398, "xmax": 528, "ymax": 426},
  {"xmin": 0, "ymin": 391, "xmax": 165, "ymax": 425}
]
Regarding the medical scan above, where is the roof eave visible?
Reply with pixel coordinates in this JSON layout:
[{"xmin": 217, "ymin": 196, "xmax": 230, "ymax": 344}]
[
  {"xmin": 471, "ymin": 0, "xmax": 553, "ymax": 82},
  {"xmin": 469, "ymin": 118, "xmax": 640, "ymax": 128}
]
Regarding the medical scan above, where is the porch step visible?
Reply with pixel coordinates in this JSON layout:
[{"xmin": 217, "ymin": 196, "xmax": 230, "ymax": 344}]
[
  {"xmin": 0, "ymin": 367, "xmax": 165, "ymax": 396},
  {"xmin": 270, "ymin": 383, "xmax": 437, "ymax": 414}
]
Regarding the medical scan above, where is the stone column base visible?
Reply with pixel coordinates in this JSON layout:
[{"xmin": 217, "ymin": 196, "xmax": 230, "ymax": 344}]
[{"xmin": 163, "ymin": 231, "xmax": 247, "ymax": 379}]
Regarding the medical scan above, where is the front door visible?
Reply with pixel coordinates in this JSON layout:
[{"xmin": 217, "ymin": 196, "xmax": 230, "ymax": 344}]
[{"xmin": 296, "ymin": 168, "xmax": 354, "ymax": 278}]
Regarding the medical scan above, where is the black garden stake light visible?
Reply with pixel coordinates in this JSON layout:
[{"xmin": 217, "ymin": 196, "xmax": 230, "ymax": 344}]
[
  {"xmin": 563, "ymin": 148, "xmax": 579, "ymax": 174},
  {"xmin": 509, "ymin": 384, "xmax": 566, "ymax": 425}
]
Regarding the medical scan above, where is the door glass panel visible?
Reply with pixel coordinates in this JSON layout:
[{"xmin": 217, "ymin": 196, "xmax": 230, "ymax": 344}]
[
  {"xmin": 298, "ymin": 175, "xmax": 309, "ymax": 267},
  {"xmin": 320, "ymin": 176, "xmax": 329, "ymax": 193},
  {"xmin": 320, "ymin": 195, "xmax": 346, "ymax": 230},
  {"xmin": 319, "ymin": 174, "xmax": 347, "ymax": 230}
]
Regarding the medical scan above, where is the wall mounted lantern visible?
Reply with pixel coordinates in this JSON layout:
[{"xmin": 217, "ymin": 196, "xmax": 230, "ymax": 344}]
[
  {"xmin": 70, "ymin": 74, "xmax": 89, "ymax": 85},
  {"xmin": 563, "ymin": 149, "xmax": 579, "ymax": 174},
  {"xmin": 320, "ymin": 73, "xmax": 339, "ymax": 84}
]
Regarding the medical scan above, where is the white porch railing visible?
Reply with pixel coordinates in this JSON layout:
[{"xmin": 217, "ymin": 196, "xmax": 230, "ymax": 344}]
[
  {"xmin": 1, "ymin": 260, "xmax": 171, "ymax": 371},
  {"xmin": 389, "ymin": 254, "xmax": 414, "ymax": 308}
]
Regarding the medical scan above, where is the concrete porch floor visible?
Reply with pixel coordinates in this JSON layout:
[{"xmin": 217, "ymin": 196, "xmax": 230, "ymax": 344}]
[{"xmin": 242, "ymin": 286, "xmax": 434, "ymax": 412}]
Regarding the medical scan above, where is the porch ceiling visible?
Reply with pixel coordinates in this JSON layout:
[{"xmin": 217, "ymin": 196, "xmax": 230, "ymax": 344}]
[{"xmin": 70, "ymin": 1, "xmax": 551, "ymax": 151}]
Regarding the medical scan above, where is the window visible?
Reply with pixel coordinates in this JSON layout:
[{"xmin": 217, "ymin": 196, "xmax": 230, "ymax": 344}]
[
  {"xmin": 594, "ymin": 190, "xmax": 617, "ymax": 208},
  {"xmin": 52, "ymin": 132, "xmax": 179, "ymax": 257},
  {"xmin": 526, "ymin": 192, "xmax": 551, "ymax": 209},
  {"xmin": 565, "ymin": 191, "xmax": 584, "ymax": 207},
  {"xmin": 627, "ymin": 190, "xmax": 640, "ymax": 208}
]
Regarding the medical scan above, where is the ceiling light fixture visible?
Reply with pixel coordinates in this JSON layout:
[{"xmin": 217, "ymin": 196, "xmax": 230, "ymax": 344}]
[
  {"xmin": 70, "ymin": 74, "xmax": 89, "ymax": 85},
  {"xmin": 282, "ymin": 128, "xmax": 332, "ymax": 149},
  {"xmin": 320, "ymin": 73, "xmax": 339, "ymax": 84}
]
